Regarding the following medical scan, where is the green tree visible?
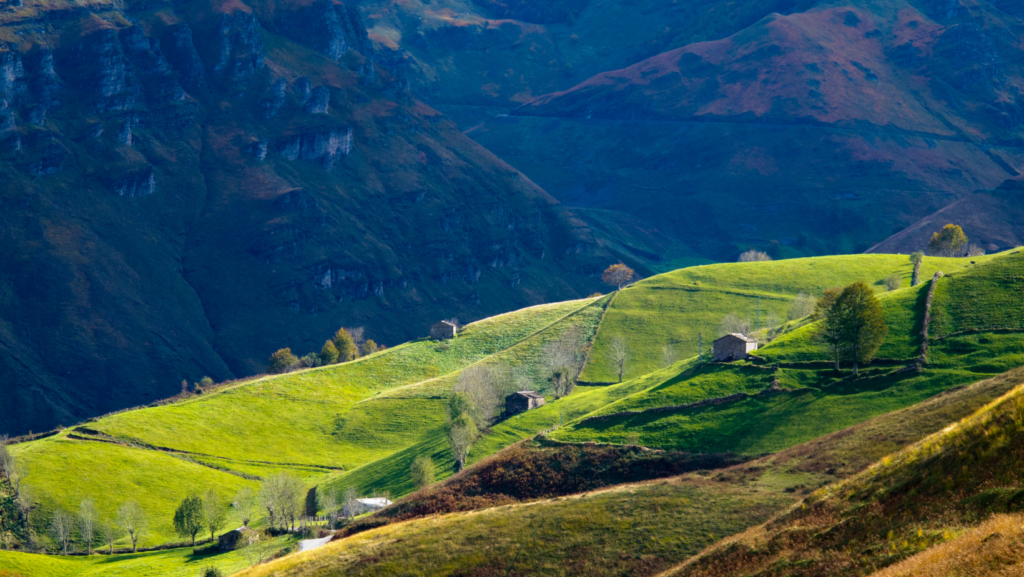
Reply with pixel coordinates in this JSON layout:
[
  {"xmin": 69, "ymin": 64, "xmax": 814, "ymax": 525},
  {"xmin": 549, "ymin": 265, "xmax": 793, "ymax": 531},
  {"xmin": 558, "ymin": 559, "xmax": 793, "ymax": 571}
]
[
  {"xmin": 203, "ymin": 488, "xmax": 227, "ymax": 543},
  {"xmin": 172, "ymin": 494, "xmax": 205, "ymax": 547},
  {"xmin": 319, "ymin": 340, "xmax": 339, "ymax": 365},
  {"xmin": 267, "ymin": 348, "xmax": 298, "ymax": 374},
  {"xmin": 446, "ymin": 392, "xmax": 472, "ymax": 421},
  {"xmin": 410, "ymin": 456, "xmax": 436, "ymax": 490},
  {"xmin": 813, "ymin": 287, "xmax": 843, "ymax": 321},
  {"xmin": 362, "ymin": 339, "xmax": 379, "ymax": 356},
  {"xmin": 333, "ymin": 328, "xmax": 358, "ymax": 362},
  {"xmin": 928, "ymin": 224, "xmax": 968, "ymax": 257},
  {"xmin": 836, "ymin": 282, "xmax": 889, "ymax": 376}
]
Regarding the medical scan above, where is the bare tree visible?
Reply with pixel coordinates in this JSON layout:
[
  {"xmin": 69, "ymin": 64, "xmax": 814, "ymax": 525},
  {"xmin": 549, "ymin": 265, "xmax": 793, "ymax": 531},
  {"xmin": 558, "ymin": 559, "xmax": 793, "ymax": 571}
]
[
  {"xmin": 454, "ymin": 365, "xmax": 502, "ymax": 428},
  {"xmin": 317, "ymin": 489, "xmax": 338, "ymax": 523},
  {"xmin": 241, "ymin": 528, "xmax": 273, "ymax": 567},
  {"xmin": 50, "ymin": 508, "xmax": 75, "ymax": 555},
  {"xmin": 99, "ymin": 519, "xmax": 119, "ymax": 554},
  {"xmin": 447, "ymin": 414, "xmax": 478, "ymax": 472},
  {"xmin": 341, "ymin": 487, "xmax": 359, "ymax": 519},
  {"xmin": 204, "ymin": 488, "xmax": 227, "ymax": 543},
  {"xmin": 258, "ymin": 473, "xmax": 305, "ymax": 530},
  {"xmin": 662, "ymin": 343, "xmax": 677, "ymax": 368},
  {"xmin": 233, "ymin": 487, "xmax": 258, "ymax": 528},
  {"xmin": 718, "ymin": 313, "xmax": 752, "ymax": 337},
  {"xmin": 787, "ymin": 292, "xmax": 815, "ymax": 321},
  {"xmin": 967, "ymin": 243, "xmax": 986, "ymax": 257},
  {"xmin": 610, "ymin": 336, "xmax": 628, "ymax": 383},
  {"xmin": 0, "ymin": 436, "xmax": 24, "ymax": 497},
  {"xmin": 116, "ymin": 500, "xmax": 147, "ymax": 553},
  {"xmin": 543, "ymin": 324, "xmax": 588, "ymax": 398},
  {"xmin": 738, "ymin": 250, "xmax": 772, "ymax": 262},
  {"xmin": 78, "ymin": 499, "xmax": 98, "ymax": 555},
  {"xmin": 345, "ymin": 327, "xmax": 366, "ymax": 351}
]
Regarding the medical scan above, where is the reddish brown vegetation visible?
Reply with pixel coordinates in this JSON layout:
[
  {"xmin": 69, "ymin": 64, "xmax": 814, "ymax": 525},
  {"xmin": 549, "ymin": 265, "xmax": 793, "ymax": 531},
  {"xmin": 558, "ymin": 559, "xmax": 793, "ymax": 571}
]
[{"xmin": 336, "ymin": 440, "xmax": 744, "ymax": 538}]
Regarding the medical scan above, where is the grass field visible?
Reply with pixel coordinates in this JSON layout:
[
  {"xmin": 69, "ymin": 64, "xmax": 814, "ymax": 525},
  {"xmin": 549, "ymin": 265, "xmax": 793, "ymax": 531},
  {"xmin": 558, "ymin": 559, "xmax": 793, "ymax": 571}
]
[
  {"xmin": 0, "ymin": 535, "xmax": 298, "ymax": 577},
  {"xmin": 580, "ymin": 254, "xmax": 989, "ymax": 382},
  {"xmin": 667, "ymin": 370, "xmax": 1024, "ymax": 576},
  {"xmin": 9, "ymin": 298, "xmax": 600, "ymax": 552},
  {"xmin": 230, "ymin": 366, "xmax": 1024, "ymax": 577}
]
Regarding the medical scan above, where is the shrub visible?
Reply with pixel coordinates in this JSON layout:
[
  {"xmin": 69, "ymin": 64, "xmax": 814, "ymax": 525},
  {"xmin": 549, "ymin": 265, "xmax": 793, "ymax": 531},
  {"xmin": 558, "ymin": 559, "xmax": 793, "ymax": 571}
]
[
  {"xmin": 201, "ymin": 567, "xmax": 223, "ymax": 577},
  {"xmin": 267, "ymin": 349, "xmax": 299, "ymax": 374},
  {"xmin": 738, "ymin": 249, "xmax": 772, "ymax": 262},
  {"xmin": 301, "ymin": 525, "xmax": 318, "ymax": 539},
  {"xmin": 199, "ymin": 376, "xmax": 214, "ymax": 387},
  {"xmin": 883, "ymin": 273, "xmax": 902, "ymax": 291},
  {"xmin": 299, "ymin": 353, "xmax": 321, "ymax": 368}
]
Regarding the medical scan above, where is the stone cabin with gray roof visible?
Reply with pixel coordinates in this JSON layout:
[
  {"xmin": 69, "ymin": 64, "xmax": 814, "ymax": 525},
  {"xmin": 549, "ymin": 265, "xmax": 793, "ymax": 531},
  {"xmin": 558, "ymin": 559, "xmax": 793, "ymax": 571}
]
[
  {"xmin": 713, "ymin": 333, "xmax": 759, "ymax": 362},
  {"xmin": 505, "ymin": 391, "xmax": 545, "ymax": 417}
]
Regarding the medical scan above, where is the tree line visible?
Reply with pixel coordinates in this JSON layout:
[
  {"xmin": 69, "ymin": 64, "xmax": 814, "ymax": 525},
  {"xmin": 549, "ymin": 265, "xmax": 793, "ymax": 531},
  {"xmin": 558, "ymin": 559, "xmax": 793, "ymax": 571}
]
[{"xmin": 268, "ymin": 326, "xmax": 386, "ymax": 374}]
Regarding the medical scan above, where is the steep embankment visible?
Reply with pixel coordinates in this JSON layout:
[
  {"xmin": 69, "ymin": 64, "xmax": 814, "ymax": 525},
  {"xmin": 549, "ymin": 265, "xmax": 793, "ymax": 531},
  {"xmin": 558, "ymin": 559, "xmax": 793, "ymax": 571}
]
[
  {"xmin": 470, "ymin": 0, "xmax": 1024, "ymax": 260},
  {"xmin": 0, "ymin": 0, "xmax": 608, "ymax": 437},
  {"xmin": 666, "ymin": 375, "xmax": 1024, "ymax": 576}
]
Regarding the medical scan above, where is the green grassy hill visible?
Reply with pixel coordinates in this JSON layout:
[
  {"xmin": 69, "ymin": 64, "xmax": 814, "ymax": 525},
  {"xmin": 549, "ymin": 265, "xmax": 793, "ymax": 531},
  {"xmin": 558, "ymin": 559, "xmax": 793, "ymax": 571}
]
[
  {"xmin": 225, "ymin": 367, "xmax": 1024, "ymax": 577},
  {"xmin": 666, "ymin": 373, "xmax": 1024, "ymax": 576},
  {"xmin": 6, "ymin": 250, "xmax": 1024, "ymax": 575},
  {"xmin": 554, "ymin": 252, "xmax": 1024, "ymax": 457}
]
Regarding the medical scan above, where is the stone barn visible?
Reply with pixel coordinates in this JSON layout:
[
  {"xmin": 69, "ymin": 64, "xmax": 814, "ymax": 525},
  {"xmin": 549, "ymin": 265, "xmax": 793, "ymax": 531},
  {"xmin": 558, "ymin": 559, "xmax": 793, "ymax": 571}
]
[
  {"xmin": 505, "ymin": 391, "xmax": 545, "ymax": 417},
  {"xmin": 713, "ymin": 333, "xmax": 759, "ymax": 362},
  {"xmin": 430, "ymin": 320, "xmax": 457, "ymax": 340}
]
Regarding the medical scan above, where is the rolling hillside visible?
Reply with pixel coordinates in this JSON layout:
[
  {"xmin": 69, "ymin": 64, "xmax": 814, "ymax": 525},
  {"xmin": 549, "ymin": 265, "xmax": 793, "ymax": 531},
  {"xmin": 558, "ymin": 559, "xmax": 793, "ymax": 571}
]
[
  {"xmin": 224, "ymin": 368, "xmax": 1024, "ymax": 577},
  {"xmin": 4, "ymin": 250, "xmax": 1023, "ymax": 575}
]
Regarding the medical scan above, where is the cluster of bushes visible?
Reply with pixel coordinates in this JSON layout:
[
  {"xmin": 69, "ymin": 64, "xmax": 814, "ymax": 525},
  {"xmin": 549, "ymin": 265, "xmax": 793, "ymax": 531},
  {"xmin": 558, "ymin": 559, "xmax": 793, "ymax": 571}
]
[
  {"xmin": 268, "ymin": 327, "xmax": 386, "ymax": 374},
  {"xmin": 338, "ymin": 441, "xmax": 745, "ymax": 538}
]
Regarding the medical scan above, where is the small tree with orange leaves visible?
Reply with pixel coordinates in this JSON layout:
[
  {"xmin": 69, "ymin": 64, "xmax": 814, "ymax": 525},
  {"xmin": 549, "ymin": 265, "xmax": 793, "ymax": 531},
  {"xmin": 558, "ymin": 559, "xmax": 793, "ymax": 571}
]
[{"xmin": 602, "ymin": 264, "xmax": 635, "ymax": 290}]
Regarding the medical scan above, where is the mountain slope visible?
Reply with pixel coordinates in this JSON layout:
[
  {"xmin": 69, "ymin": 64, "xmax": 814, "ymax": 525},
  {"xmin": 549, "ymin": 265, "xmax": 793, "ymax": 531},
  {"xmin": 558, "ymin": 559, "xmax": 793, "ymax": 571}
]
[
  {"xmin": 665, "ymin": 368, "xmax": 1024, "ymax": 576},
  {"xmin": 469, "ymin": 0, "xmax": 1024, "ymax": 260},
  {"xmin": 0, "ymin": 0, "xmax": 608, "ymax": 436}
]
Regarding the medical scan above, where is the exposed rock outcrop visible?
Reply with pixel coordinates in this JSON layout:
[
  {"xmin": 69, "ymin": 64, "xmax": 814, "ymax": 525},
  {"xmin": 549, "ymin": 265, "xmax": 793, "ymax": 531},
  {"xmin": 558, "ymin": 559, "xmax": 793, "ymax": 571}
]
[
  {"xmin": 213, "ymin": 12, "xmax": 265, "ymax": 87},
  {"xmin": 30, "ymin": 49, "xmax": 62, "ymax": 108},
  {"xmin": 76, "ymin": 28, "xmax": 139, "ymax": 113},
  {"xmin": 293, "ymin": 77, "xmax": 311, "ymax": 103},
  {"xmin": 109, "ymin": 167, "xmax": 155, "ymax": 197},
  {"xmin": 119, "ymin": 26, "xmax": 185, "ymax": 103},
  {"xmin": 164, "ymin": 24, "xmax": 207, "ymax": 92},
  {"xmin": 248, "ymin": 138, "xmax": 268, "ymax": 160},
  {"xmin": 277, "ymin": 127, "xmax": 352, "ymax": 169},
  {"xmin": 304, "ymin": 85, "xmax": 330, "ymax": 114},
  {"xmin": 117, "ymin": 117, "xmax": 133, "ymax": 146},
  {"xmin": 274, "ymin": 0, "xmax": 372, "ymax": 61},
  {"xmin": 0, "ymin": 51, "xmax": 26, "ymax": 103},
  {"xmin": 258, "ymin": 78, "xmax": 286, "ymax": 119}
]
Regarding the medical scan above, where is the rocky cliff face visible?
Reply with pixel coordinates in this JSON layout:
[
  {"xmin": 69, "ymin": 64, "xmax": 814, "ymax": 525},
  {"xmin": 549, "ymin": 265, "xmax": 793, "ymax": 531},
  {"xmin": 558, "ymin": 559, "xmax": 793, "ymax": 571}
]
[{"xmin": 0, "ymin": 0, "xmax": 607, "ymax": 436}]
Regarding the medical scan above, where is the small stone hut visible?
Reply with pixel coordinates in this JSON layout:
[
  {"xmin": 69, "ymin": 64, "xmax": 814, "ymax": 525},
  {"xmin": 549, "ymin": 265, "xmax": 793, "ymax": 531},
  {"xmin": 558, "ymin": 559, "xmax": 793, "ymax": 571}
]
[
  {"xmin": 713, "ymin": 333, "xmax": 759, "ymax": 362},
  {"xmin": 505, "ymin": 391, "xmax": 545, "ymax": 417},
  {"xmin": 430, "ymin": 320, "xmax": 457, "ymax": 340}
]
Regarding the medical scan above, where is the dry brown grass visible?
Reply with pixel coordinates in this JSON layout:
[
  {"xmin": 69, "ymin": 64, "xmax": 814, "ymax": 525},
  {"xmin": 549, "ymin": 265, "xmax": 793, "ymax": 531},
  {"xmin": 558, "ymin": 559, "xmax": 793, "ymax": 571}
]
[{"xmin": 870, "ymin": 513, "xmax": 1024, "ymax": 576}]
